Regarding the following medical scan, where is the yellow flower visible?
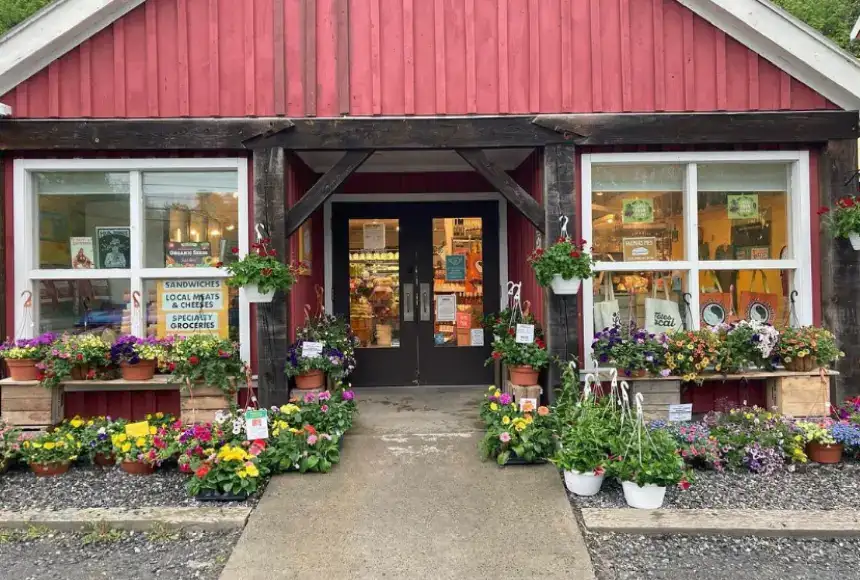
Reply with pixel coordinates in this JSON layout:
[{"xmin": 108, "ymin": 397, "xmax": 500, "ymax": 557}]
[
  {"xmin": 237, "ymin": 469, "xmax": 248, "ymax": 479},
  {"xmin": 155, "ymin": 412, "xmax": 164, "ymax": 419},
  {"xmin": 122, "ymin": 442, "xmax": 132, "ymax": 452},
  {"xmin": 22, "ymin": 441, "xmax": 30, "ymax": 448},
  {"xmin": 677, "ymin": 354, "xmax": 684, "ymax": 361},
  {"xmin": 87, "ymin": 420, "xmax": 94, "ymax": 426},
  {"xmin": 66, "ymin": 434, "xmax": 74, "ymax": 441},
  {"xmin": 56, "ymin": 440, "xmax": 66, "ymax": 448},
  {"xmin": 149, "ymin": 426, "xmax": 157, "ymax": 435},
  {"xmin": 245, "ymin": 463, "xmax": 259, "ymax": 477},
  {"xmin": 701, "ymin": 357, "xmax": 710, "ymax": 366},
  {"xmin": 146, "ymin": 414, "xmax": 153, "ymax": 420},
  {"xmin": 117, "ymin": 434, "xmax": 127, "ymax": 443},
  {"xmin": 488, "ymin": 385, "xmax": 495, "ymax": 391},
  {"xmin": 715, "ymin": 365, "xmax": 721, "ymax": 372},
  {"xmin": 502, "ymin": 416, "xmax": 511, "ymax": 425},
  {"xmin": 686, "ymin": 343, "xmax": 694, "ymax": 350},
  {"xmin": 490, "ymin": 402, "xmax": 499, "ymax": 412},
  {"xmin": 43, "ymin": 442, "xmax": 56, "ymax": 450},
  {"xmin": 510, "ymin": 403, "xmax": 517, "ymax": 410},
  {"xmin": 514, "ymin": 423, "xmax": 526, "ymax": 432},
  {"xmin": 524, "ymin": 415, "xmax": 533, "ymax": 424},
  {"xmin": 136, "ymin": 438, "xmax": 147, "ymax": 447},
  {"xmin": 494, "ymin": 390, "xmax": 501, "ymax": 398},
  {"xmin": 33, "ymin": 442, "xmax": 42, "ymax": 448},
  {"xmin": 70, "ymin": 418, "xmax": 83, "ymax": 429},
  {"xmin": 280, "ymin": 404, "xmax": 300, "ymax": 415}
]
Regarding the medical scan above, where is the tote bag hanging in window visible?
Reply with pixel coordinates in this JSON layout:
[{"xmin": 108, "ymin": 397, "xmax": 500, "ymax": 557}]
[
  {"xmin": 699, "ymin": 274, "xmax": 734, "ymax": 327},
  {"xmin": 593, "ymin": 274, "xmax": 620, "ymax": 331},
  {"xmin": 739, "ymin": 270, "xmax": 778, "ymax": 324},
  {"xmin": 645, "ymin": 278, "xmax": 683, "ymax": 334}
]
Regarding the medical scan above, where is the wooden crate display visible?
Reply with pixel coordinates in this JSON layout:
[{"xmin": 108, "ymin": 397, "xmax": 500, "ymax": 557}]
[
  {"xmin": 766, "ymin": 374, "xmax": 830, "ymax": 417},
  {"xmin": 626, "ymin": 379, "xmax": 682, "ymax": 421},
  {"xmin": 0, "ymin": 381, "xmax": 63, "ymax": 428},
  {"xmin": 179, "ymin": 385, "xmax": 232, "ymax": 425}
]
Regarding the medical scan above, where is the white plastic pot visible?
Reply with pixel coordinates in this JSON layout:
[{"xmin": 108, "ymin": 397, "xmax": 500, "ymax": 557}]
[
  {"xmin": 550, "ymin": 274, "xmax": 581, "ymax": 295},
  {"xmin": 849, "ymin": 232, "xmax": 860, "ymax": 251},
  {"xmin": 245, "ymin": 284, "xmax": 275, "ymax": 303},
  {"xmin": 621, "ymin": 480, "xmax": 666, "ymax": 509},
  {"xmin": 563, "ymin": 469, "xmax": 605, "ymax": 496}
]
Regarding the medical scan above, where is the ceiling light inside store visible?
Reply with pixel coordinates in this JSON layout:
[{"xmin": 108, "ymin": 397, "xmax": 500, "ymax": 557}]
[{"xmin": 226, "ymin": 225, "xmax": 236, "ymax": 231}]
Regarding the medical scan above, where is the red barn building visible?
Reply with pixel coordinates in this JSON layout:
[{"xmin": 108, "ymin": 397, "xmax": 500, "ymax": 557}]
[{"xmin": 1, "ymin": 0, "xmax": 859, "ymax": 418}]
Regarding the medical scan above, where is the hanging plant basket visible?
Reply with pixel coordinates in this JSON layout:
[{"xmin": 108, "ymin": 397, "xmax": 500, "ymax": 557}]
[
  {"xmin": 849, "ymin": 232, "xmax": 860, "ymax": 251},
  {"xmin": 245, "ymin": 284, "xmax": 275, "ymax": 303},
  {"xmin": 4, "ymin": 358, "xmax": 40, "ymax": 381},
  {"xmin": 564, "ymin": 470, "xmax": 605, "ymax": 496},
  {"xmin": 550, "ymin": 275, "xmax": 581, "ymax": 295},
  {"xmin": 621, "ymin": 481, "xmax": 666, "ymax": 509},
  {"xmin": 784, "ymin": 357, "xmax": 817, "ymax": 373}
]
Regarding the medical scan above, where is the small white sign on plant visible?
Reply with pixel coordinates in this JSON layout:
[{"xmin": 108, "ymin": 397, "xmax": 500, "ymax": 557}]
[
  {"xmin": 668, "ymin": 403, "xmax": 693, "ymax": 422},
  {"xmin": 515, "ymin": 324, "xmax": 535, "ymax": 344},
  {"xmin": 301, "ymin": 341, "xmax": 324, "ymax": 358},
  {"xmin": 245, "ymin": 409, "xmax": 269, "ymax": 440}
]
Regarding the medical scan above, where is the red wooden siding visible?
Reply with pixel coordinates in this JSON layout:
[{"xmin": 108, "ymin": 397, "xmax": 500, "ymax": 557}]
[
  {"xmin": 64, "ymin": 390, "xmax": 181, "ymax": 421},
  {"xmin": 0, "ymin": 0, "xmax": 836, "ymax": 118},
  {"xmin": 509, "ymin": 152, "xmax": 544, "ymax": 325}
]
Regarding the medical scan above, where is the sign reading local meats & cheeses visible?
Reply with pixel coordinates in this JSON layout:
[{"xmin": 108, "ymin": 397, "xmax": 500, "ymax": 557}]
[{"xmin": 156, "ymin": 279, "xmax": 229, "ymax": 338}]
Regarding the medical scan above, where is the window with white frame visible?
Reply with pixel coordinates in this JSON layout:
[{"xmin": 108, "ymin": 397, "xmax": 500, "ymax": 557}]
[
  {"xmin": 13, "ymin": 159, "xmax": 251, "ymax": 362},
  {"xmin": 581, "ymin": 152, "xmax": 812, "ymax": 369}
]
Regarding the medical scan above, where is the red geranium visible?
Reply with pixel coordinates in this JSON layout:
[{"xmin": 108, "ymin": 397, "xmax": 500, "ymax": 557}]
[
  {"xmin": 195, "ymin": 464, "xmax": 211, "ymax": 478},
  {"xmin": 189, "ymin": 355, "xmax": 200, "ymax": 366},
  {"xmin": 231, "ymin": 247, "xmax": 239, "ymax": 254}
]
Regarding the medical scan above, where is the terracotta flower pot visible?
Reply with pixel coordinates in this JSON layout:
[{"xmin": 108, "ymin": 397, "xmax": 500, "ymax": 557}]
[
  {"xmin": 785, "ymin": 357, "xmax": 817, "ymax": 373},
  {"xmin": 70, "ymin": 365, "xmax": 92, "ymax": 380},
  {"xmin": 5, "ymin": 358, "xmax": 39, "ymax": 381},
  {"xmin": 509, "ymin": 365, "xmax": 539, "ymax": 386},
  {"xmin": 93, "ymin": 452, "xmax": 115, "ymax": 467},
  {"xmin": 627, "ymin": 369, "xmax": 648, "ymax": 378},
  {"xmin": 120, "ymin": 360, "xmax": 157, "ymax": 381},
  {"xmin": 807, "ymin": 441, "xmax": 843, "ymax": 464},
  {"xmin": 120, "ymin": 461, "xmax": 156, "ymax": 475},
  {"xmin": 29, "ymin": 461, "xmax": 71, "ymax": 477},
  {"xmin": 295, "ymin": 369, "xmax": 325, "ymax": 390}
]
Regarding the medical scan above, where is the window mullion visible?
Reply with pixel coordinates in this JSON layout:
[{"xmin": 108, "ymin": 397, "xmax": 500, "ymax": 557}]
[
  {"xmin": 129, "ymin": 171, "xmax": 144, "ymax": 336},
  {"xmin": 684, "ymin": 163, "xmax": 701, "ymax": 329}
]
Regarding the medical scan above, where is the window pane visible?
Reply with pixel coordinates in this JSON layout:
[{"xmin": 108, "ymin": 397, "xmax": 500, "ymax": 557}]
[
  {"xmin": 143, "ymin": 171, "xmax": 240, "ymax": 268},
  {"xmin": 38, "ymin": 279, "xmax": 131, "ymax": 335},
  {"xmin": 699, "ymin": 269, "xmax": 793, "ymax": 328},
  {"xmin": 593, "ymin": 270, "xmax": 689, "ymax": 333},
  {"xmin": 591, "ymin": 164, "xmax": 685, "ymax": 262},
  {"xmin": 348, "ymin": 219, "xmax": 399, "ymax": 348},
  {"xmin": 35, "ymin": 172, "xmax": 131, "ymax": 269},
  {"xmin": 143, "ymin": 279, "xmax": 239, "ymax": 342},
  {"xmin": 697, "ymin": 164, "xmax": 789, "ymax": 261},
  {"xmin": 433, "ymin": 217, "xmax": 483, "ymax": 347}
]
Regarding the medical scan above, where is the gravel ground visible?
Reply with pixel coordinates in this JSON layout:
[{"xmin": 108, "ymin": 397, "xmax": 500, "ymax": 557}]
[
  {"xmin": 570, "ymin": 462, "xmax": 860, "ymax": 510},
  {"xmin": 0, "ymin": 528, "xmax": 240, "ymax": 580},
  {"xmin": 0, "ymin": 463, "xmax": 261, "ymax": 510},
  {"xmin": 587, "ymin": 533, "xmax": 860, "ymax": 580}
]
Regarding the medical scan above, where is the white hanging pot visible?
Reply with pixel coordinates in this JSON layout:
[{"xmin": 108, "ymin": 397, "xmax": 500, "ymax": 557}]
[
  {"xmin": 621, "ymin": 480, "xmax": 666, "ymax": 509},
  {"xmin": 550, "ymin": 275, "xmax": 581, "ymax": 295},
  {"xmin": 849, "ymin": 232, "xmax": 860, "ymax": 251},
  {"xmin": 245, "ymin": 284, "xmax": 275, "ymax": 303},
  {"xmin": 563, "ymin": 469, "xmax": 605, "ymax": 497}
]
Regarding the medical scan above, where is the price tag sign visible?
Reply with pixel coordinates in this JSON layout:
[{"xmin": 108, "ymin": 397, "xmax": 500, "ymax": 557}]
[
  {"xmin": 470, "ymin": 329, "xmax": 484, "ymax": 347},
  {"xmin": 125, "ymin": 421, "xmax": 151, "ymax": 438},
  {"xmin": 245, "ymin": 409, "xmax": 269, "ymax": 440},
  {"xmin": 668, "ymin": 403, "xmax": 693, "ymax": 422},
  {"xmin": 515, "ymin": 324, "xmax": 535, "ymax": 344},
  {"xmin": 519, "ymin": 398, "xmax": 538, "ymax": 412},
  {"xmin": 301, "ymin": 341, "xmax": 324, "ymax": 358}
]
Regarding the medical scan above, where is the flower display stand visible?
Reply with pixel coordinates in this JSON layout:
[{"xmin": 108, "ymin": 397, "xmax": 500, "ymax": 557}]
[
  {"xmin": 765, "ymin": 372, "xmax": 833, "ymax": 417},
  {"xmin": 506, "ymin": 381, "xmax": 542, "ymax": 405},
  {"xmin": 0, "ymin": 379, "xmax": 64, "ymax": 429},
  {"xmin": 180, "ymin": 385, "xmax": 233, "ymax": 425},
  {"xmin": 624, "ymin": 378, "xmax": 682, "ymax": 420}
]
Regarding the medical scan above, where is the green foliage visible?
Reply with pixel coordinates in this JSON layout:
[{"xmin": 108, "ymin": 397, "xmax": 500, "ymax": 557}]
[
  {"xmin": 19, "ymin": 429, "xmax": 82, "ymax": 464},
  {"xmin": 479, "ymin": 399, "xmax": 557, "ymax": 465},
  {"xmin": 169, "ymin": 335, "xmax": 247, "ymax": 398},
  {"xmin": 261, "ymin": 428, "xmax": 341, "ymax": 474},
  {"xmin": 0, "ymin": 0, "xmax": 53, "ymax": 36},
  {"xmin": 528, "ymin": 237, "xmax": 595, "ymax": 287},
  {"xmin": 81, "ymin": 521, "xmax": 125, "ymax": 546},
  {"xmin": 819, "ymin": 196, "xmax": 860, "ymax": 239},
  {"xmin": 222, "ymin": 239, "xmax": 300, "ymax": 294},
  {"xmin": 486, "ymin": 335, "xmax": 550, "ymax": 370},
  {"xmin": 771, "ymin": 0, "xmax": 860, "ymax": 57},
  {"xmin": 608, "ymin": 428, "xmax": 691, "ymax": 488},
  {"xmin": 778, "ymin": 325, "xmax": 844, "ymax": 367}
]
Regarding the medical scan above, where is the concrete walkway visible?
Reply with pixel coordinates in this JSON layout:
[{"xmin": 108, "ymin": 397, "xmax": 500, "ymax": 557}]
[{"xmin": 220, "ymin": 387, "xmax": 594, "ymax": 580}]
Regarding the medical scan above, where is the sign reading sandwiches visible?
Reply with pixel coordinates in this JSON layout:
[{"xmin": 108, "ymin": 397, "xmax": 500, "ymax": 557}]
[{"xmin": 156, "ymin": 279, "xmax": 229, "ymax": 338}]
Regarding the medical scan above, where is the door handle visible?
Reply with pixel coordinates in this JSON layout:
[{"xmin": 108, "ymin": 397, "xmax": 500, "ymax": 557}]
[
  {"xmin": 403, "ymin": 283, "xmax": 414, "ymax": 322},
  {"xmin": 419, "ymin": 283, "xmax": 431, "ymax": 322}
]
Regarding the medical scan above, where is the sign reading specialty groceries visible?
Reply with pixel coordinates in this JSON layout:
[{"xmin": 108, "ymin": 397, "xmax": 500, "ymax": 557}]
[{"xmin": 156, "ymin": 279, "xmax": 229, "ymax": 338}]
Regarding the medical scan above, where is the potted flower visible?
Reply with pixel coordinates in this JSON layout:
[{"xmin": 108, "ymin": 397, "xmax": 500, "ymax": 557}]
[
  {"xmin": 0, "ymin": 419, "xmax": 21, "ymax": 474},
  {"xmin": 609, "ymin": 428, "xmax": 691, "ymax": 509},
  {"xmin": 528, "ymin": 236, "xmax": 595, "ymax": 294},
  {"xmin": 486, "ymin": 334, "xmax": 549, "ymax": 386},
  {"xmin": 284, "ymin": 341, "xmax": 340, "ymax": 390},
  {"xmin": 664, "ymin": 329, "xmax": 720, "ymax": 383},
  {"xmin": 778, "ymin": 326, "xmax": 843, "ymax": 372},
  {"xmin": 111, "ymin": 431, "xmax": 167, "ymax": 474},
  {"xmin": 39, "ymin": 333, "xmax": 112, "ymax": 388},
  {"xmin": 833, "ymin": 396, "xmax": 860, "ymax": 423},
  {"xmin": 110, "ymin": 336, "xmax": 169, "ymax": 381},
  {"xmin": 169, "ymin": 335, "xmax": 246, "ymax": 399},
  {"xmin": 262, "ymin": 424, "xmax": 341, "ymax": 474},
  {"xmin": 796, "ymin": 420, "xmax": 843, "ymax": 464},
  {"xmin": 176, "ymin": 423, "xmax": 229, "ymax": 473},
  {"xmin": 479, "ymin": 401, "xmax": 556, "ymax": 465},
  {"xmin": 714, "ymin": 320, "xmax": 780, "ymax": 373},
  {"xmin": 818, "ymin": 196, "xmax": 860, "ymax": 250},
  {"xmin": 80, "ymin": 416, "xmax": 127, "ymax": 466},
  {"xmin": 0, "ymin": 333, "xmax": 55, "ymax": 381},
  {"xmin": 221, "ymin": 239, "xmax": 301, "ymax": 302},
  {"xmin": 295, "ymin": 314, "xmax": 359, "ymax": 381},
  {"xmin": 551, "ymin": 412, "xmax": 610, "ymax": 496},
  {"xmin": 20, "ymin": 429, "xmax": 82, "ymax": 476},
  {"xmin": 188, "ymin": 443, "xmax": 267, "ymax": 500},
  {"xmin": 591, "ymin": 324, "xmax": 666, "ymax": 377}
]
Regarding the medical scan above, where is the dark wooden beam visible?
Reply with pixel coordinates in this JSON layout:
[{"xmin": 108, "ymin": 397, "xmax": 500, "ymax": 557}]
[
  {"xmin": 285, "ymin": 150, "xmax": 373, "ymax": 236},
  {"xmin": 819, "ymin": 139, "xmax": 860, "ymax": 403},
  {"xmin": 533, "ymin": 111, "xmax": 859, "ymax": 146},
  {"xmin": 543, "ymin": 144, "xmax": 578, "ymax": 399},
  {"xmin": 245, "ymin": 116, "xmax": 571, "ymax": 149},
  {"xmin": 0, "ymin": 118, "xmax": 295, "ymax": 150},
  {"xmin": 253, "ymin": 147, "xmax": 290, "ymax": 408},
  {"xmin": 0, "ymin": 154, "xmax": 5, "ymax": 365},
  {"xmin": 456, "ymin": 148, "xmax": 545, "ymax": 233}
]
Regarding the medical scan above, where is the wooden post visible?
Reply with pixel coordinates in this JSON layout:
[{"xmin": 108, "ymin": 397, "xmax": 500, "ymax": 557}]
[
  {"xmin": 253, "ymin": 148, "xmax": 290, "ymax": 408},
  {"xmin": 0, "ymin": 154, "xmax": 6, "ymax": 360},
  {"xmin": 819, "ymin": 139, "xmax": 860, "ymax": 402},
  {"xmin": 543, "ymin": 144, "xmax": 578, "ymax": 402}
]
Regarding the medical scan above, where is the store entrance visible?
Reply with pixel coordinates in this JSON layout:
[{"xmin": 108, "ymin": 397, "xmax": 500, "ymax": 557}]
[{"xmin": 331, "ymin": 201, "xmax": 500, "ymax": 387}]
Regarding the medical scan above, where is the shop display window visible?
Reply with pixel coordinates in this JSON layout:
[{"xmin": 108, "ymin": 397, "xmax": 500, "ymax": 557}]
[
  {"xmin": 432, "ymin": 217, "xmax": 483, "ymax": 347},
  {"xmin": 348, "ymin": 219, "xmax": 400, "ymax": 348}
]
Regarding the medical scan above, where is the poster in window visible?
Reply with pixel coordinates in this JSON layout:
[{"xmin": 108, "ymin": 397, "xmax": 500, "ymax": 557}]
[
  {"xmin": 363, "ymin": 223, "xmax": 386, "ymax": 250},
  {"xmin": 298, "ymin": 222, "xmax": 312, "ymax": 276},
  {"xmin": 155, "ymin": 279, "xmax": 229, "ymax": 338},
  {"xmin": 165, "ymin": 242, "xmax": 212, "ymax": 267},
  {"xmin": 95, "ymin": 227, "xmax": 131, "ymax": 269},
  {"xmin": 622, "ymin": 237, "xmax": 657, "ymax": 261},
  {"xmin": 445, "ymin": 255, "xmax": 467, "ymax": 281},
  {"xmin": 727, "ymin": 194, "xmax": 759, "ymax": 219},
  {"xmin": 70, "ymin": 237, "xmax": 95, "ymax": 269},
  {"xmin": 622, "ymin": 199, "xmax": 654, "ymax": 224}
]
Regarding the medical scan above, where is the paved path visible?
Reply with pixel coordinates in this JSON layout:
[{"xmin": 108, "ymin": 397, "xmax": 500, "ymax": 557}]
[{"xmin": 221, "ymin": 387, "xmax": 594, "ymax": 580}]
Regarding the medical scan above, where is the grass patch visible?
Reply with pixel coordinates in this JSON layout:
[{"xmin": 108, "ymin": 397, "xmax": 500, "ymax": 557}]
[
  {"xmin": 81, "ymin": 521, "xmax": 125, "ymax": 546},
  {"xmin": 145, "ymin": 522, "xmax": 180, "ymax": 543}
]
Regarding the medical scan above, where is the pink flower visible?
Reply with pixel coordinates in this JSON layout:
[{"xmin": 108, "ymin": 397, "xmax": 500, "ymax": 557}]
[
  {"xmin": 304, "ymin": 392, "xmax": 317, "ymax": 403},
  {"xmin": 307, "ymin": 434, "xmax": 318, "ymax": 445},
  {"xmin": 499, "ymin": 432, "xmax": 511, "ymax": 443},
  {"xmin": 318, "ymin": 391, "xmax": 332, "ymax": 401},
  {"xmin": 321, "ymin": 405, "xmax": 329, "ymax": 413}
]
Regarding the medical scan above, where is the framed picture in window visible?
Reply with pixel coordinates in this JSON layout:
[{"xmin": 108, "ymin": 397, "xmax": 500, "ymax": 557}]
[
  {"xmin": 95, "ymin": 227, "xmax": 131, "ymax": 269},
  {"xmin": 298, "ymin": 222, "xmax": 312, "ymax": 276}
]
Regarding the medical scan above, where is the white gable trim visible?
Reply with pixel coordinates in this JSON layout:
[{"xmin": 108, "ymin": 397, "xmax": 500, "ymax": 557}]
[
  {"xmin": 1, "ymin": 0, "xmax": 860, "ymax": 112},
  {"xmin": 0, "ymin": 103, "xmax": 11, "ymax": 117},
  {"xmin": 678, "ymin": 0, "xmax": 860, "ymax": 111},
  {"xmin": 0, "ymin": 0, "xmax": 146, "ymax": 98},
  {"xmin": 851, "ymin": 16, "xmax": 860, "ymax": 42}
]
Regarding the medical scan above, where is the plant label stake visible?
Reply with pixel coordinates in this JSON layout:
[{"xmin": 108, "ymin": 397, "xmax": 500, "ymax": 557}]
[{"xmin": 244, "ymin": 409, "xmax": 269, "ymax": 440}]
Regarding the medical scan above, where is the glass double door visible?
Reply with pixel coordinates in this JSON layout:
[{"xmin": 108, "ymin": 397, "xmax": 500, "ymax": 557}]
[{"xmin": 332, "ymin": 201, "xmax": 500, "ymax": 387}]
